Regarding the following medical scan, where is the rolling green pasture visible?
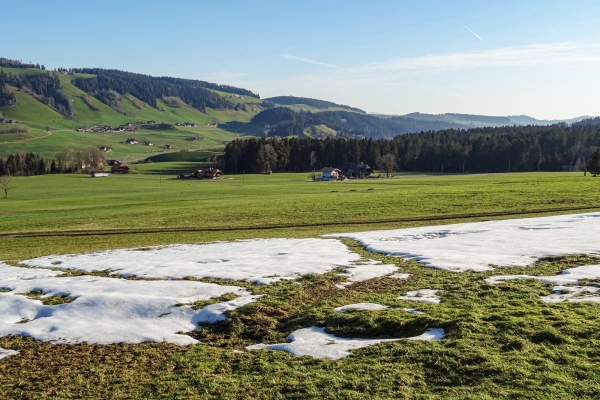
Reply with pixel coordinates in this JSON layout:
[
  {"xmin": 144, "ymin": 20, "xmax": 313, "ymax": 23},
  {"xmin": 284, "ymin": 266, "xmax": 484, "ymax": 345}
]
[
  {"xmin": 0, "ymin": 73, "xmax": 259, "ymax": 159},
  {"xmin": 1, "ymin": 172, "xmax": 600, "ymax": 398}
]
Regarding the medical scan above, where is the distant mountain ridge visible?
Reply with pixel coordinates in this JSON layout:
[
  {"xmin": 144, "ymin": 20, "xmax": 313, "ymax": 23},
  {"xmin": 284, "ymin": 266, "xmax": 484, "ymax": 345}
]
[{"xmin": 372, "ymin": 112, "xmax": 593, "ymax": 127}]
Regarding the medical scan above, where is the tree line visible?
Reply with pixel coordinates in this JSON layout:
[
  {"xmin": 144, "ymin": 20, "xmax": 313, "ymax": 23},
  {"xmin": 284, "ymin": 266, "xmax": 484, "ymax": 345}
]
[
  {"xmin": 71, "ymin": 69, "xmax": 257, "ymax": 113},
  {"xmin": 0, "ymin": 70, "xmax": 74, "ymax": 118},
  {"xmin": 0, "ymin": 71, "xmax": 16, "ymax": 107},
  {"xmin": 0, "ymin": 58, "xmax": 45, "ymax": 70},
  {"xmin": 0, "ymin": 147, "xmax": 106, "ymax": 176},
  {"xmin": 223, "ymin": 121, "xmax": 600, "ymax": 174}
]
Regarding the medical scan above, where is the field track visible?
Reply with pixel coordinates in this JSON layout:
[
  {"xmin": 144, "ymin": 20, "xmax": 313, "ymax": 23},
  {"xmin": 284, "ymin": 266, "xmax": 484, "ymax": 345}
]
[{"xmin": 3, "ymin": 205, "xmax": 598, "ymax": 239}]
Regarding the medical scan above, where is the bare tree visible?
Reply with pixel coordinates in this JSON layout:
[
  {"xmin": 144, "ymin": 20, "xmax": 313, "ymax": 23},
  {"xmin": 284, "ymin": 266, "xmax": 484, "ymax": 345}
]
[
  {"xmin": 309, "ymin": 151, "xmax": 317, "ymax": 171},
  {"xmin": 0, "ymin": 174, "xmax": 15, "ymax": 198},
  {"xmin": 257, "ymin": 144, "xmax": 278, "ymax": 173},
  {"xmin": 377, "ymin": 153, "xmax": 399, "ymax": 177}
]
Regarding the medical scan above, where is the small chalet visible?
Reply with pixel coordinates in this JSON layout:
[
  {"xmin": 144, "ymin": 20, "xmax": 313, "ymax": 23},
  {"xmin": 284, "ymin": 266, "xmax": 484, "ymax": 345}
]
[
  {"xmin": 125, "ymin": 138, "xmax": 138, "ymax": 145},
  {"xmin": 111, "ymin": 161, "xmax": 130, "ymax": 174},
  {"xmin": 163, "ymin": 144, "xmax": 174, "ymax": 150},
  {"xmin": 178, "ymin": 168, "xmax": 223, "ymax": 180},
  {"xmin": 98, "ymin": 146, "xmax": 112, "ymax": 152},
  {"xmin": 339, "ymin": 162, "xmax": 373, "ymax": 179},
  {"xmin": 90, "ymin": 171, "xmax": 109, "ymax": 178},
  {"xmin": 319, "ymin": 167, "xmax": 341, "ymax": 181}
]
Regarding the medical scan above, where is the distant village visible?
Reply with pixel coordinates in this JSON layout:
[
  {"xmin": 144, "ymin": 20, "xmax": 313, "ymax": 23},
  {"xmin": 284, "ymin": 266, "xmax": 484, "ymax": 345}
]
[{"xmin": 76, "ymin": 120, "xmax": 198, "ymax": 133}]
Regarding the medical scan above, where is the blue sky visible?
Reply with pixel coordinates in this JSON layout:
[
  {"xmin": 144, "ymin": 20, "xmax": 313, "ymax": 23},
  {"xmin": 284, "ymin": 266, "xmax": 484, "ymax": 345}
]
[{"xmin": 3, "ymin": 0, "xmax": 600, "ymax": 118}]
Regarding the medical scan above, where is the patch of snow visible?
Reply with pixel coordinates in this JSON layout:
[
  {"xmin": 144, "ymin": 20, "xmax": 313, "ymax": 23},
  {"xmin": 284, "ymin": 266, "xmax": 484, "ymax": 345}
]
[
  {"xmin": 335, "ymin": 259, "xmax": 399, "ymax": 289},
  {"xmin": 403, "ymin": 308, "xmax": 426, "ymax": 315},
  {"xmin": 540, "ymin": 285, "xmax": 600, "ymax": 303},
  {"xmin": 397, "ymin": 289, "xmax": 441, "ymax": 304},
  {"xmin": 0, "ymin": 347, "xmax": 19, "ymax": 360},
  {"xmin": 22, "ymin": 239, "xmax": 362, "ymax": 285},
  {"xmin": 326, "ymin": 213, "xmax": 600, "ymax": 272},
  {"xmin": 334, "ymin": 303, "xmax": 390, "ymax": 313},
  {"xmin": 0, "ymin": 263, "xmax": 62, "ymax": 283},
  {"xmin": 484, "ymin": 265, "xmax": 600, "ymax": 285},
  {"xmin": 389, "ymin": 273, "xmax": 411, "ymax": 280},
  {"xmin": 0, "ymin": 267, "xmax": 258, "ymax": 345},
  {"xmin": 247, "ymin": 326, "xmax": 444, "ymax": 359}
]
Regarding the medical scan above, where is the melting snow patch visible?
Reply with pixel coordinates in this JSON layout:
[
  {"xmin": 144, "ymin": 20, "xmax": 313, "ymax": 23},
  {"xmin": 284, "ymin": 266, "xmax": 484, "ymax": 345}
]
[
  {"xmin": 397, "ymin": 289, "xmax": 441, "ymax": 304},
  {"xmin": 0, "ymin": 265, "xmax": 259, "ymax": 345},
  {"xmin": 22, "ymin": 239, "xmax": 362, "ymax": 284},
  {"xmin": 389, "ymin": 273, "xmax": 411, "ymax": 280},
  {"xmin": 540, "ymin": 286, "xmax": 600, "ymax": 303},
  {"xmin": 326, "ymin": 213, "xmax": 600, "ymax": 272},
  {"xmin": 484, "ymin": 265, "xmax": 600, "ymax": 285},
  {"xmin": 335, "ymin": 259, "xmax": 399, "ymax": 289},
  {"xmin": 0, "ymin": 347, "xmax": 19, "ymax": 360},
  {"xmin": 246, "ymin": 326, "xmax": 444, "ymax": 360}
]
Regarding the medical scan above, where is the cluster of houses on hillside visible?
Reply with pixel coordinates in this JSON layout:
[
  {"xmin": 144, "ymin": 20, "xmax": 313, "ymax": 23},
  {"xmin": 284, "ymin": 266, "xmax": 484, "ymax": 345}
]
[
  {"xmin": 175, "ymin": 122, "xmax": 198, "ymax": 127},
  {"xmin": 77, "ymin": 123, "xmax": 136, "ymax": 133},
  {"xmin": 178, "ymin": 168, "xmax": 223, "ymax": 180},
  {"xmin": 0, "ymin": 118, "xmax": 18, "ymax": 124},
  {"xmin": 318, "ymin": 162, "xmax": 373, "ymax": 181}
]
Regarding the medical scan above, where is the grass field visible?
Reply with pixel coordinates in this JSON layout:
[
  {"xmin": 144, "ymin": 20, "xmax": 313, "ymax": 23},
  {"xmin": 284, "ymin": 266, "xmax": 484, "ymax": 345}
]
[{"xmin": 1, "ymin": 171, "xmax": 600, "ymax": 398}]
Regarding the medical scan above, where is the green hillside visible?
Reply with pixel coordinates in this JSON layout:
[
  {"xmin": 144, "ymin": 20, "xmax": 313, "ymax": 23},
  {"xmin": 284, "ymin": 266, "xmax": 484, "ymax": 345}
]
[
  {"xmin": 0, "ymin": 65, "xmax": 262, "ymax": 160},
  {"xmin": 302, "ymin": 124, "xmax": 337, "ymax": 138}
]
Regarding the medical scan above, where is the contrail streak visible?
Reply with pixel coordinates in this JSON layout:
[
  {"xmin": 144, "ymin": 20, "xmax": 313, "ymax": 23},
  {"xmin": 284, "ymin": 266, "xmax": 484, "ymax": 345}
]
[{"xmin": 463, "ymin": 25, "xmax": 483, "ymax": 40}]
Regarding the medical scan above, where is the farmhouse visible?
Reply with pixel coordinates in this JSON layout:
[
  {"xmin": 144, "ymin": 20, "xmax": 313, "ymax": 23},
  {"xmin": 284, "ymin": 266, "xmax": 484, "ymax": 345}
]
[
  {"xmin": 319, "ymin": 167, "xmax": 341, "ymax": 181},
  {"xmin": 125, "ymin": 138, "xmax": 138, "ymax": 145},
  {"xmin": 163, "ymin": 144, "xmax": 174, "ymax": 149},
  {"xmin": 111, "ymin": 161, "xmax": 130, "ymax": 174},
  {"xmin": 340, "ymin": 162, "xmax": 373, "ymax": 179},
  {"xmin": 178, "ymin": 168, "xmax": 223, "ymax": 180},
  {"xmin": 90, "ymin": 171, "xmax": 109, "ymax": 178},
  {"xmin": 98, "ymin": 146, "xmax": 112, "ymax": 152}
]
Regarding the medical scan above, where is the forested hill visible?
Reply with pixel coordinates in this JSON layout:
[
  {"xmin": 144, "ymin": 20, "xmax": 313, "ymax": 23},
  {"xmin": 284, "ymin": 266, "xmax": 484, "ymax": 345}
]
[
  {"xmin": 71, "ymin": 69, "xmax": 258, "ymax": 113},
  {"xmin": 265, "ymin": 96, "xmax": 366, "ymax": 114},
  {"xmin": 224, "ymin": 119, "xmax": 600, "ymax": 174},
  {"xmin": 250, "ymin": 107, "xmax": 465, "ymax": 139}
]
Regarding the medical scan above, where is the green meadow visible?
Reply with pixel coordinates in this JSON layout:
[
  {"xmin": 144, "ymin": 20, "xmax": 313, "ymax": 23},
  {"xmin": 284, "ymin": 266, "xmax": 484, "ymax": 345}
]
[{"xmin": 1, "ymin": 171, "xmax": 600, "ymax": 399}]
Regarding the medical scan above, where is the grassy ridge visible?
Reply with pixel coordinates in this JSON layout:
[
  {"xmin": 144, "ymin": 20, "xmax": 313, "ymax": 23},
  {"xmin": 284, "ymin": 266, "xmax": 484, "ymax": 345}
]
[{"xmin": 0, "ymin": 69, "xmax": 264, "ymax": 159}]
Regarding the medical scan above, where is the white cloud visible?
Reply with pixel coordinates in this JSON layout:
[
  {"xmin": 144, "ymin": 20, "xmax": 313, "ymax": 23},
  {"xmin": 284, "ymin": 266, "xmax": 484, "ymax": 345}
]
[
  {"xmin": 280, "ymin": 53, "xmax": 337, "ymax": 68},
  {"xmin": 367, "ymin": 42, "xmax": 600, "ymax": 71}
]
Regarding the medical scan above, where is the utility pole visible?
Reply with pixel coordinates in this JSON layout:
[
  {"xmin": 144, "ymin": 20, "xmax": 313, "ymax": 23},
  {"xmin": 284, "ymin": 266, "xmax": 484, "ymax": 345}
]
[
  {"xmin": 508, "ymin": 160, "xmax": 511, "ymax": 173},
  {"xmin": 462, "ymin": 162, "xmax": 465, "ymax": 174},
  {"xmin": 159, "ymin": 169, "xmax": 162, "ymax": 185},
  {"xmin": 243, "ymin": 170, "xmax": 245, "ymax": 184}
]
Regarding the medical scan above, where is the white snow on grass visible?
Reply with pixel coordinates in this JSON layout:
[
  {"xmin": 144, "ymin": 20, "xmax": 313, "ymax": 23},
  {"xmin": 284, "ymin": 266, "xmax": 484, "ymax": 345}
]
[
  {"xmin": 389, "ymin": 273, "xmax": 412, "ymax": 280},
  {"xmin": 397, "ymin": 289, "xmax": 441, "ymax": 304},
  {"xmin": 22, "ymin": 239, "xmax": 363, "ymax": 284},
  {"xmin": 335, "ymin": 259, "xmax": 399, "ymax": 289},
  {"xmin": 485, "ymin": 265, "xmax": 600, "ymax": 285},
  {"xmin": 246, "ymin": 326, "xmax": 444, "ymax": 360},
  {"xmin": 326, "ymin": 213, "xmax": 600, "ymax": 272},
  {"xmin": 0, "ymin": 265, "xmax": 259, "ymax": 345},
  {"xmin": 0, "ymin": 262, "xmax": 62, "ymax": 282},
  {"xmin": 540, "ymin": 285, "xmax": 600, "ymax": 303},
  {"xmin": 0, "ymin": 347, "xmax": 19, "ymax": 360}
]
